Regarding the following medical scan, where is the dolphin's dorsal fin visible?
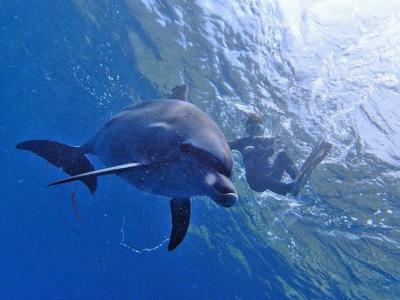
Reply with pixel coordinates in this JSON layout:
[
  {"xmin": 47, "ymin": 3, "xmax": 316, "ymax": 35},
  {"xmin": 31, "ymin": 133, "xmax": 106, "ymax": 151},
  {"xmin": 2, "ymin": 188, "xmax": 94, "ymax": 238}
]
[
  {"xmin": 48, "ymin": 162, "xmax": 147, "ymax": 187},
  {"xmin": 167, "ymin": 84, "xmax": 189, "ymax": 101},
  {"xmin": 168, "ymin": 197, "xmax": 191, "ymax": 251}
]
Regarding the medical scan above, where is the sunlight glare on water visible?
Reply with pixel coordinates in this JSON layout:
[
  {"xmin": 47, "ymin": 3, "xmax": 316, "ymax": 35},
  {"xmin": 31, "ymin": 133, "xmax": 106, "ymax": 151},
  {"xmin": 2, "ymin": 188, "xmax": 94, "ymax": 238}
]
[{"xmin": 279, "ymin": 0, "xmax": 400, "ymax": 166}]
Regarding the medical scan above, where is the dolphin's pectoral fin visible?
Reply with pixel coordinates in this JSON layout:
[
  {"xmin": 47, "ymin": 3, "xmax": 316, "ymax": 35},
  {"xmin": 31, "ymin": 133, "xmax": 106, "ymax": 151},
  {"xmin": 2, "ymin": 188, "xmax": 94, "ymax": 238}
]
[
  {"xmin": 168, "ymin": 197, "xmax": 191, "ymax": 251},
  {"xmin": 167, "ymin": 84, "xmax": 189, "ymax": 102},
  {"xmin": 48, "ymin": 162, "xmax": 146, "ymax": 188}
]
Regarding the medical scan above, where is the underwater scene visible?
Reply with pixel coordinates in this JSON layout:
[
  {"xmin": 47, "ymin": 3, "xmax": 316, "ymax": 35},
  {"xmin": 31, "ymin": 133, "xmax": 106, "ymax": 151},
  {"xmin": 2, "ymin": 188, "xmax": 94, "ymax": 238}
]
[{"xmin": 2, "ymin": 0, "xmax": 400, "ymax": 299}]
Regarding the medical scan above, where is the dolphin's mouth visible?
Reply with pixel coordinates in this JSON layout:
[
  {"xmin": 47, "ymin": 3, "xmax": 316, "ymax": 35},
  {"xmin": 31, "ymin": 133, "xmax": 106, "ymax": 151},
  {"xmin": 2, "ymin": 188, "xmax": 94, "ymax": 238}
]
[
  {"xmin": 211, "ymin": 174, "xmax": 238, "ymax": 207},
  {"xmin": 216, "ymin": 192, "xmax": 238, "ymax": 208}
]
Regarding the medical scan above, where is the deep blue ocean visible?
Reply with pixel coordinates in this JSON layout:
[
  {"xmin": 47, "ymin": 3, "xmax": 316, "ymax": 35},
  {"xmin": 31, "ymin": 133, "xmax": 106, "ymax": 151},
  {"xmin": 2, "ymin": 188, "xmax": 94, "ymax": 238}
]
[{"xmin": 2, "ymin": 1, "xmax": 400, "ymax": 299}]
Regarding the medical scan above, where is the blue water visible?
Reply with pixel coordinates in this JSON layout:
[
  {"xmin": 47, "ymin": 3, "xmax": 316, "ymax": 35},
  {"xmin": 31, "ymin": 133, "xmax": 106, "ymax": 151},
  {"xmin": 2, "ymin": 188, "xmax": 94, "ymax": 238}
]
[{"xmin": 2, "ymin": 1, "xmax": 400, "ymax": 299}]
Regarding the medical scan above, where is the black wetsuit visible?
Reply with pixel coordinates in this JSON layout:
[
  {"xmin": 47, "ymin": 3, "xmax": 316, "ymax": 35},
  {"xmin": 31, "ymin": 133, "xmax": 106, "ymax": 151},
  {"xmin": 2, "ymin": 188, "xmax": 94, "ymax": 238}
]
[{"xmin": 229, "ymin": 136, "xmax": 299, "ymax": 195}]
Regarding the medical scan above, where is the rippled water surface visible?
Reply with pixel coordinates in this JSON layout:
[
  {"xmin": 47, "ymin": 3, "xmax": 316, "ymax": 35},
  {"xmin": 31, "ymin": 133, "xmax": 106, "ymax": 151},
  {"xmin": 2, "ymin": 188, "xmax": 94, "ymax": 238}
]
[{"xmin": 2, "ymin": 1, "xmax": 400, "ymax": 299}]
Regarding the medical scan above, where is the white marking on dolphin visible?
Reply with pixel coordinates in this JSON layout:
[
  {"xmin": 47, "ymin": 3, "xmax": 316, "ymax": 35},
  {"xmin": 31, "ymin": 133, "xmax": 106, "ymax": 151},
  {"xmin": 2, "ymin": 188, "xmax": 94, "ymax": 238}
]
[{"xmin": 16, "ymin": 85, "xmax": 238, "ymax": 251}]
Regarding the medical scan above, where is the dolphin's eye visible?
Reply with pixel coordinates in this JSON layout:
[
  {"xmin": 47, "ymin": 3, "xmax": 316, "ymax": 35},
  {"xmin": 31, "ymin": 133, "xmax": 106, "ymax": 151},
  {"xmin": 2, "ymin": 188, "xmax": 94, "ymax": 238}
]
[
  {"xmin": 180, "ymin": 143, "xmax": 230, "ymax": 176},
  {"xmin": 214, "ymin": 180, "xmax": 234, "ymax": 194}
]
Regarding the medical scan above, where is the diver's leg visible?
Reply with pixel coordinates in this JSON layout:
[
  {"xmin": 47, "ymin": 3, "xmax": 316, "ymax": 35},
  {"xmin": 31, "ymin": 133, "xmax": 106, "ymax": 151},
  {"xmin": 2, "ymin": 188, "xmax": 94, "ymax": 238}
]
[
  {"xmin": 271, "ymin": 151, "xmax": 299, "ymax": 180},
  {"xmin": 263, "ymin": 177, "xmax": 293, "ymax": 196},
  {"xmin": 246, "ymin": 172, "xmax": 292, "ymax": 195}
]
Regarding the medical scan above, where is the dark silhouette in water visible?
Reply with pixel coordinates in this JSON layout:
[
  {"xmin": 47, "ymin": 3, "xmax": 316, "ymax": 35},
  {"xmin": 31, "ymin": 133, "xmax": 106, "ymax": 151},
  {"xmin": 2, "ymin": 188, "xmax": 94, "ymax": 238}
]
[
  {"xmin": 70, "ymin": 191, "xmax": 81, "ymax": 223},
  {"xmin": 229, "ymin": 113, "xmax": 332, "ymax": 196}
]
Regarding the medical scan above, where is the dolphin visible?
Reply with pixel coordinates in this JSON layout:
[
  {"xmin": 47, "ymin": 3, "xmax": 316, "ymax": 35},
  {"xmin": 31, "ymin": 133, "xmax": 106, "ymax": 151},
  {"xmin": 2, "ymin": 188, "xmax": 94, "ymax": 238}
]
[{"xmin": 16, "ymin": 85, "xmax": 238, "ymax": 251}]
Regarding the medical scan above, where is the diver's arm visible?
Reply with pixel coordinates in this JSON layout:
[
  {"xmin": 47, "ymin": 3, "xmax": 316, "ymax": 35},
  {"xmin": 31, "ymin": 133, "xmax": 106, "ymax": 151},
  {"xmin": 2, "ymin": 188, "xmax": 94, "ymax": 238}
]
[
  {"xmin": 260, "ymin": 137, "xmax": 275, "ymax": 156},
  {"xmin": 262, "ymin": 137, "xmax": 275, "ymax": 146},
  {"xmin": 228, "ymin": 140, "xmax": 240, "ymax": 150},
  {"xmin": 228, "ymin": 138, "xmax": 246, "ymax": 151}
]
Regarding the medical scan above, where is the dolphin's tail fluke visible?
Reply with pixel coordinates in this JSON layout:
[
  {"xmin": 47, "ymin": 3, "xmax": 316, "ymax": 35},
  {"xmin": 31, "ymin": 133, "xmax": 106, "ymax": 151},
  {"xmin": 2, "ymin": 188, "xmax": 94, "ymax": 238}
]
[{"xmin": 16, "ymin": 140, "xmax": 97, "ymax": 193}]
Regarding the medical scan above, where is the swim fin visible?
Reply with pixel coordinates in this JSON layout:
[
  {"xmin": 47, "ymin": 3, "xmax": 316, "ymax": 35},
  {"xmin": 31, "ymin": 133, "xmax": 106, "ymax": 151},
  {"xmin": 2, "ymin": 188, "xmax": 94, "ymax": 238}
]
[{"xmin": 291, "ymin": 141, "xmax": 332, "ymax": 196}]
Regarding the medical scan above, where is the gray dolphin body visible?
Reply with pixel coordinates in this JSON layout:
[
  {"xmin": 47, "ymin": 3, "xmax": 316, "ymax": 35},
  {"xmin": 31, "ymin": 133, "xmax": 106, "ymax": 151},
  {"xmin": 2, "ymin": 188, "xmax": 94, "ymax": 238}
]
[{"xmin": 17, "ymin": 85, "xmax": 238, "ymax": 251}]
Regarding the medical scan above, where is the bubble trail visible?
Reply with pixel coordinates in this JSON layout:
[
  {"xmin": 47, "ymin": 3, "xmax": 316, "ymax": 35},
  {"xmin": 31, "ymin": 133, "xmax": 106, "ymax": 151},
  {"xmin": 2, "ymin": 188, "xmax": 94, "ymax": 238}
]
[{"xmin": 119, "ymin": 217, "xmax": 169, "ymax": 254}]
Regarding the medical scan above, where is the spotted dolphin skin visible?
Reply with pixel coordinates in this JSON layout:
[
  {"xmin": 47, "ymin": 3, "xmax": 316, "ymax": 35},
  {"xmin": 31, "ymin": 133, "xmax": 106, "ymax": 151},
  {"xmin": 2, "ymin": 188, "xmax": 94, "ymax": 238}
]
[{"xmin": 16, "ymin": 85, "xmax": 238, "ymax": 251}]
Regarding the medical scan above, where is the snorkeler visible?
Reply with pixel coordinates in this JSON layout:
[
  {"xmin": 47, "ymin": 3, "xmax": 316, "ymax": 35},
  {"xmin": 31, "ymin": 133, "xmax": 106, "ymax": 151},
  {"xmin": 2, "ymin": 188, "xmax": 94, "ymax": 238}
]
[{"xmin": 229, "ymin": 113, "xmax": 332, "ymax": 196}]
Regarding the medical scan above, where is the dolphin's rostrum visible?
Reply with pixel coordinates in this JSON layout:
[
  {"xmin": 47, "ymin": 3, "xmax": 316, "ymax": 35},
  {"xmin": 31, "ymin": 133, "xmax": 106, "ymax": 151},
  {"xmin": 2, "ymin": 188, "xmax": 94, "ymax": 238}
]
[{"xmin": 16, "ymin": 85, "xmax": 238, "ymax": 251}]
